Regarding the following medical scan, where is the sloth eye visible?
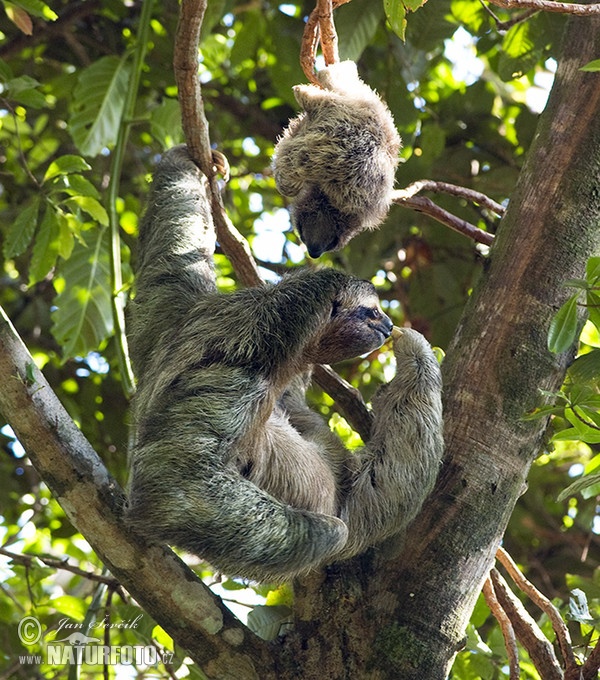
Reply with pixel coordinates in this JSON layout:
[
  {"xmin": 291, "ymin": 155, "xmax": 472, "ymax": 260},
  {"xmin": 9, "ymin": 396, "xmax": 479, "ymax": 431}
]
[{"xmin": 364, "ymin": 307, "xmax": 380, "ymax": 320}]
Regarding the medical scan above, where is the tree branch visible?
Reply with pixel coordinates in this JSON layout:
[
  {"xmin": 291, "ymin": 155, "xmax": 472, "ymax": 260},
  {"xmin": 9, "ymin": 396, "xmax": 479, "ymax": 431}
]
[
  {"xmin": 0, "ymin": 546, "xmax": 124, "ymax": 594},
  {"xmin": 488, "ymin": 0, "xmax": 600, "ymax": 15},
  {"xmin": 490, "ymin": 568, "xmax": 563, "ymax": 680},
  {"xmin": 300, "ymin": 0, "xmax": 352, "ymax": 83},
  {"xmin": 482, "ymin": 576, "xmax": 520, "ymax": 680},
  {"xmin": 0, "ymin": 306, "xmax": 275, "ymax": 679},
  {"xmin": 496, "ymin": 546, "xmax": 578, "ymax": 674},
  {"xmin": 392, "ymin": 191, "xmax": 495, "ymax": 247}
]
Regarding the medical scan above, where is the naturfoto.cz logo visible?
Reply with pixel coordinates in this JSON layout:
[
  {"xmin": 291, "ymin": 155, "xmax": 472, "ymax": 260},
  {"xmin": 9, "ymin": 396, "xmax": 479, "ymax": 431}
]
[{"xmin": 17, "ymin": 615, "xmax": 173, "ymax": 669}]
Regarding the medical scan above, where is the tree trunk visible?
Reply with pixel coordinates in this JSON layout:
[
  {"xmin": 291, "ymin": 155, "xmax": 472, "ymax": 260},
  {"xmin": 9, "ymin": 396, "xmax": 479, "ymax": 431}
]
[{"xmin": 281, "ymin": 12, "xmax": 600, "ymax": 679}]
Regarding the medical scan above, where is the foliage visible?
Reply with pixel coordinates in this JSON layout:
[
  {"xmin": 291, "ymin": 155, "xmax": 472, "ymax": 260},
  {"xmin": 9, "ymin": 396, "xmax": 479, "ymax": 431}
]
[{"xmin": 0, "ymin": 0, "xmax": 598, "ymax": 678}]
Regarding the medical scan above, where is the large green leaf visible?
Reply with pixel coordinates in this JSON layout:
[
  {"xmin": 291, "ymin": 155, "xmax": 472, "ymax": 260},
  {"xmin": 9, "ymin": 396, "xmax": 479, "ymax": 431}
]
[
  {"xmin": 69, "ymin": 55, "xmax": 131, "ymax": 157},
  {"xmin": 337, "ymin": 0, "xmax": 385, "ymax": 62},
  {"xmin": 3, "ymin": 196, "xmax": 39, "ymax": 259},
  {"xmin": 547, "ymin": 294, "xmax": 579, "ymax": 354},
  {"xmin": 51, "ymin": 228, "xmax": 114, "ymax": 359}
]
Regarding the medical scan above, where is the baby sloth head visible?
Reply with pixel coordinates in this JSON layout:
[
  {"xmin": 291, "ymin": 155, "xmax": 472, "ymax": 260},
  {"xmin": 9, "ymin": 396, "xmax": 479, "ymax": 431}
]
[
  {"xmin": 272, "ymin": 61, "xmax": 401, "ymax": 258},
  {"xmin": 304, "ymin": 279, "xmax": 393, "ymax": 365}
]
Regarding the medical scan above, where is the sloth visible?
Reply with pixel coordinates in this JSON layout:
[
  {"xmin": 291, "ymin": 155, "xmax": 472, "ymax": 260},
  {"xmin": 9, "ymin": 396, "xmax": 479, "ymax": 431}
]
[
  {"xmin": 125, "ymin": 145, "xmax": 443, "ymax": 583},
  {"xmin": 272, "ymin": 60, "xmax": 401, "ymax": 258}
]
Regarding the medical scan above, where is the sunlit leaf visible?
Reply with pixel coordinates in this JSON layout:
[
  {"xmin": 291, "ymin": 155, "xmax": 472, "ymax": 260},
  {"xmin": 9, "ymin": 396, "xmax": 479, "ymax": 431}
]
[
  {"xmin": 548, "ymin": 294, "xmax": 579, "ymax": 353},
  {"xmin": 29, "ymin": 205, "xmax": 61, "ymax": 284},
  {"xmin": 64, "ymin": 196, "xmax": 109, "ymax": 226},
  {"xmin": 51, "ymin": 228, "xmax": 114, "ymax": 358},
  {"xmin": 43, "ymin": 155, "xmax": 91, "ymax": 182},
  {"xmin": 69, "ymin": 55, "xmax": 131, "ymax": 156},
  {"xmin": 11, "ymin": 0, "xmax": 57, "ymax": 20},
  {"xmin": 580, "ymin": 59, "xmax": 600, "ymax": 73}
]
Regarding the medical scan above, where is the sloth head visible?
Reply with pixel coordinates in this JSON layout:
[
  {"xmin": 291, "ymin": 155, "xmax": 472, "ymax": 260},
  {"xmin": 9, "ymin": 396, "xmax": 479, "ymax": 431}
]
[{"xmin": 304, "ymin": 279, "xmax": 393, "ymax": 364}]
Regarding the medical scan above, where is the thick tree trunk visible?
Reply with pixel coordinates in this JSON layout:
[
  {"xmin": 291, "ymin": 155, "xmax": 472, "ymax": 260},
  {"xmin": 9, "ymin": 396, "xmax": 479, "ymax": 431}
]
[{"xmin": 282, "ymin": 12, "xmax": 600, "ymax": 679}]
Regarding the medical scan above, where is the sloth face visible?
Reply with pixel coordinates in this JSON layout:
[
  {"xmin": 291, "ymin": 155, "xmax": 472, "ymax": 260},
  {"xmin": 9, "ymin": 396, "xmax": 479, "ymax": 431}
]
[{"xmin": 304, "ymin": 281, "xmax": 393, "ymax": 364}]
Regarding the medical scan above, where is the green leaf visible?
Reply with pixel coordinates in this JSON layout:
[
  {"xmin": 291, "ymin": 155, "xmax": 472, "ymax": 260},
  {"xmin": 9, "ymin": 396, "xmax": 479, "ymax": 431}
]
[
  {"xmin": 43, "ymin": 155, "xmax": 91, "ymax": 182},
  {"xmin": 64, "ymin": 196, "xmax": 109, "ymax": 226},
  {"xmin": 29, "ymin": 205, "xmax": 61, "ymax": 284},
  {"xmin": 337, "ymin": 0, "xmax": 385, "ymax": 62},
  {"xmin": 586, "ymin": 291, "xmax": 600, "ymax": 332},
  {"xmin": 11, "ymin": 0, "xmax": 57, "ymax": 20},
  {"xmin": 586, "ymin": 256, "xmax": 600, "ymax": 282},
  {"xmin": 50, "ymin": 173, "xmax": 100, "ymax": 199},
  {"xmin": 51, "ymin": 228, "xmax": 114, "ymax": 358},
  {"xmin": 548, "ymin": 294, "xmax": 579, "ymax": 353},
  {"xmin": 498, "ymin": 22, "xmax": 540, "ymax": 81},
  {"xmin": 569, "ymin": 349, "xmax": 600, "ymax": 384},
  {"xmin": 149, "ymin": 99, "xmax": 183, "ymax": 148},
  {"xmin": 3, "ymin": 197, "xmax": 40, "ymax": 259},
  {"xmin": 69, "ymin": 55, "xmax": 131, "ymax": 157},
  {"xmin": 384, "ymin": 0, "xmax": 407, "ymax": 41},
  {"xmin": 580, "ymin": 59, "xmax": 600, "ymax": 73}
]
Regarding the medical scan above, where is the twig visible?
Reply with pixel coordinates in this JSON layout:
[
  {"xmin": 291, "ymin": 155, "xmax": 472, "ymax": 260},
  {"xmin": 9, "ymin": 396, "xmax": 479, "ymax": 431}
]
[
  {"xmin": 0, "ymin": 546, "xmax": 124, "ymax": 594},
  {"xmin": 579, "ymin": 636, "xmax": 600, "ymax": 680},
  {"xmin": 312, "ymin": 364, "xmax": 374, "ymax": 442},
  {"xmin": 300, "ymin": 0, "xmax": 352, "ymax": 84},
  {"xmin": 483, "ymin": 575, "xmax": 520, "ymax": 680},
  {"xmin": 488, "ymin": 0, "xmax": 600, "ymax": 15},
  {"xmin": 496, "ymin": 546, "xmax": 578, "ymax": 674},
  {"xmin": 490, "ymin": 568, "xmax": 563, "ymax": 680},
  {"xmin": 397, "ymin": 180, "xmax": 506, "ymax": 217},
  {"xmin": 173, "ymin": 0, "xmax": 373, "ymax": 435},
  {"xmin": 392, "ymin": 192, "xmax": 495, "ymax": 247},
  {"xmin": 173, "ymin": 0, "xmax": 262, "ymax": 287},
  {"xmin": 479, "ymin": 0, "xmax": 539, "ymax": 30}
]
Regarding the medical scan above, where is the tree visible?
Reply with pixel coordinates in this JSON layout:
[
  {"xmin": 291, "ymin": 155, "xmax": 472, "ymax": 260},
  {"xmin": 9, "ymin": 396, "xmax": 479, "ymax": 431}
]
[{"xmin": 0, "ymin": 1, "xmax": 599, "ymax": 678}]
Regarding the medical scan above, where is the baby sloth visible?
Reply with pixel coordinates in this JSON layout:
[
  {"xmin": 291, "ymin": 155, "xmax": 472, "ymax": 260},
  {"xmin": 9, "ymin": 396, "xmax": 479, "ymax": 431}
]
[
  {"xmin": 126, "ymin": 146, "xmax": 442, "ymax": 583},
  {"xmin": 272, "ymin": 60, "xmax": 401, "ymax": 258}
]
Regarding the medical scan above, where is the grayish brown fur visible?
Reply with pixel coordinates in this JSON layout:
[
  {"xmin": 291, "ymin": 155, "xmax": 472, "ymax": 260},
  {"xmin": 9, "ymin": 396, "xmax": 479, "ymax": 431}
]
[
  {"xmin": 125, "ymin": 145, "xmax": 442, "ymax": 582},
  {"xmin": 272, "ymin": 61, "xmax": 401, "ymax": 257}
]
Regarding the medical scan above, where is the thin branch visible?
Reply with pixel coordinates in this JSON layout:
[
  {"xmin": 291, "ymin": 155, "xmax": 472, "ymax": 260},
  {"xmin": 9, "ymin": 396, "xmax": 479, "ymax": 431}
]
[
  {"xmin": 316, "ymin": 0, "xmax": 339, "ymax": 66},
  {"xmin": 106, "ymin": 0, "xmax": 155, "ymax": 400},
  {"xmin": 392, "ymin": 192, "xmax": 495, "ymax": 247},
  {"xmin": 496, "ymin": 546, "xmax": 578, "ymax": 674},
  {"xmin": 488, "ymin": 0, "xmax": 600, "ymax": 15},
  {"xmin": 174, "ymin": 0, "xmax": 263, "ymax": 288},
  {"xmin": 312, "ymin": 364, "xmax": 374, "ymax": 442},
  {"xmin": 479, "ymin": 0, "xmax": 539, "ymax": 30},
  {"xmin": 578, "ymin": 635, "xmax": 600, "ymax": 680},
  {"xmin": 300, "ymin": 0, "xmax": 352, "ymax": 84},
  {"xmin": 483, "ymin": 576, "xmax": 520, "ymax": 680},
  {"xmin": 490, "ymin": 568, "xmax": 563, "ymax": 680},
  {"xmin": 0, "ymin": 546, "xmax": 124, "ymax": 593},
  {"xmin": 398, "ymin": 180, "xmax": 506, "ymax": 217}
]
